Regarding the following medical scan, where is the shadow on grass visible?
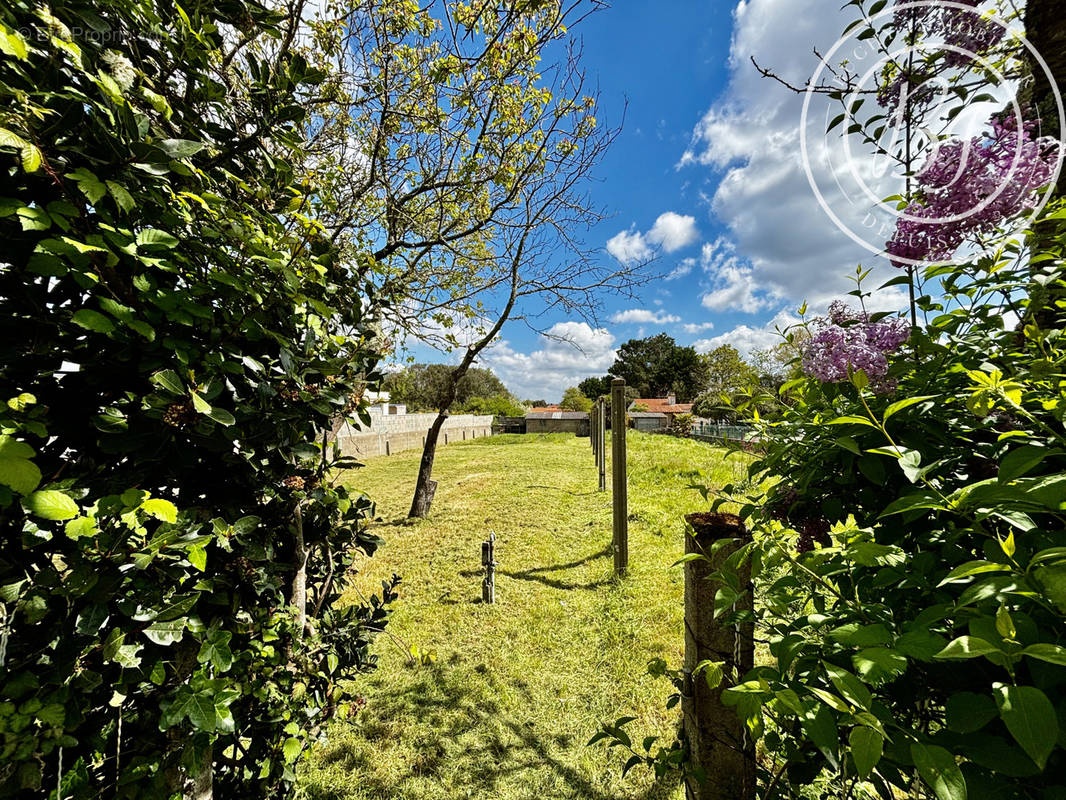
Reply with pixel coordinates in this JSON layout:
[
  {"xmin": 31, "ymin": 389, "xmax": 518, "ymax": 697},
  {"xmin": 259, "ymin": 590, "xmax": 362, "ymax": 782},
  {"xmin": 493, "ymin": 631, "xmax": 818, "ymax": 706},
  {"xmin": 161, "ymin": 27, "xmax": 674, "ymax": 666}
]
[
  {"xmin": 499, "ymin": 544, "xmax": 613, "ymax": 592},
  {"xmin": 525, "ymin": 484, "xmax": 601, "ymax": 497},
  {"xmin": 307, "ymin": 661, "xmax": 676, "ymax": 800}
]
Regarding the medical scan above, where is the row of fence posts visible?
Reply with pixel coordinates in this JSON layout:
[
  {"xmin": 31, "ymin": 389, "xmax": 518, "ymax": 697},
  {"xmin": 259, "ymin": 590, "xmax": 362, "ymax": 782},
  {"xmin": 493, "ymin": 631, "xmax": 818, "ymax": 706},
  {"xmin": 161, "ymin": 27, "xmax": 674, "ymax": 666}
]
[{"xmin": 590, "ymin": 378, "xmax": 753, "ymax": 800}]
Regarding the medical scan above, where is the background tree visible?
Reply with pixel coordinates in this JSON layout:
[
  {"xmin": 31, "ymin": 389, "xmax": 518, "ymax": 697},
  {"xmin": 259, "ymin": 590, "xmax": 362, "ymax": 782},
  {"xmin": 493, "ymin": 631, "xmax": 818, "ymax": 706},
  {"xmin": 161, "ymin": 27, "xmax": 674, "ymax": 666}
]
[
  {"xmin": 381, "ymin": 364, "xmax": 514, "ymax": 412},
  {"xmin": 559, "ymin": 386, "xmax": 593, "ymax": 412},
  {"xmin": 607, "ymin": 334, "xmax": 707, "ymax": 402},
  {"xmin": 578, "ymin": 375, "xmax": 613, "ymax": 400},
  {"xmin": 462, "ymin": 395, "xmax": 527, "ymax": 417},
  {"xmin": 0, "ymin": 1, "xmax": 394, "ymax": 796},
  {"xmin": 691, "ymin": 345, "xmax": 761, "ymax": 420},
  {"xmin": 302, "ymin": 0, "xmax": 648, "ymax": 518}
]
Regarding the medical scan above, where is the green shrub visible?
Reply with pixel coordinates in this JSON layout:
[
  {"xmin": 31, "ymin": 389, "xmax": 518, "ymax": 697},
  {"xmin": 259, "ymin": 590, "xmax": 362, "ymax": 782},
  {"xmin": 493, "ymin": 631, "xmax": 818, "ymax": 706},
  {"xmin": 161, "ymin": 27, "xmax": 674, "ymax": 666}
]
[
  {"xmin": 0, "ymin": 2, "xmax": 392, "ymax": 796},
  {"xmin": 715, "ymin": 235, "xmax": 1066, "ymax": 797}
]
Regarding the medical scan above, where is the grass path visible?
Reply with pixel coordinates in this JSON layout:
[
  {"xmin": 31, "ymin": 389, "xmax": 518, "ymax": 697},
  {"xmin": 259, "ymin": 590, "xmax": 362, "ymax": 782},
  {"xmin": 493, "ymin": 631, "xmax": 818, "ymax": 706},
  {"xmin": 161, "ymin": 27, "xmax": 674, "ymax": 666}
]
[{"xmin": 301, "ymin": 432, "xmax": 746, "ymax": 800}]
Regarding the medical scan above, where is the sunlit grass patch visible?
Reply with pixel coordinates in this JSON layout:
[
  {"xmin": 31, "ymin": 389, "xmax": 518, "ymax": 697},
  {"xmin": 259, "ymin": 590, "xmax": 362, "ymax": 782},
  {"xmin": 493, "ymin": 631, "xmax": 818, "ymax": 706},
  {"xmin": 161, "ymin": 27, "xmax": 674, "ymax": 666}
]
[{"xmin": 301, "ymin": 431, "xmax": 743, "ymax": 800}]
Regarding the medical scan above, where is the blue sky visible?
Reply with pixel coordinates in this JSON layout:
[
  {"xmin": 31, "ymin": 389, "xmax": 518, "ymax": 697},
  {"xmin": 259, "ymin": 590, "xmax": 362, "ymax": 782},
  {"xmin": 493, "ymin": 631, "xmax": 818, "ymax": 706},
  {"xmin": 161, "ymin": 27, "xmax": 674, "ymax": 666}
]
[{"xmin": 406, "ymin": 0, "xmax": 911, "ymax": 401}]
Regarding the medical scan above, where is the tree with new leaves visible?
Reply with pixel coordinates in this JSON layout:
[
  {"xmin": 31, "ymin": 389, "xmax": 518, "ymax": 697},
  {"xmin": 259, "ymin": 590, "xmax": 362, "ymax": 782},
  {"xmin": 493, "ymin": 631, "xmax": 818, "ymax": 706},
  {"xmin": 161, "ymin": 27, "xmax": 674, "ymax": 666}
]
[
  {"xmin": 559, "ymin": 386, "xmax": 593, "ymax": 412},
  {"xmin": 303, "ymin": 0, "xmax": 648, "ymax": 517}
]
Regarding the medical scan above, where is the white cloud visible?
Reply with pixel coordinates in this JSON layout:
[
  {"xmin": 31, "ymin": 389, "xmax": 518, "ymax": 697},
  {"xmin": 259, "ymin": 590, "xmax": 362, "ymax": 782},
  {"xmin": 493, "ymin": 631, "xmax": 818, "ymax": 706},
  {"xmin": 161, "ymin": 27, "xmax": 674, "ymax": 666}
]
[
  {"xmin": 678, "ymin": 0, "xmax": 907, "ymax": 309},
  {"xmin": 606, "ymin": 228, "xmax": 653, "ymax": 265},
  {"xmin": 646, "ymin": 212, "xmax": 700, "ymax": 253},
  {"xmin": 610, "ymin": 308, "xmax": 682, "ymax": 325},
  {"xmin": 682, "ymin": 322, "xmax": 716, "ymax": 334},
  {"xmin": 698, "ymin": 237, "xmax": 774, "ymax": 314},
  {"xmin": 606, "ymin": 212, "xmax": 700, "ymax": 266},
  {"xmin": 693, "ymin": 309, "xmax": 801, "ymax": 357},
  {"xmin": 485, "ymin": 322, "xmax": 616, "ymax": 401},
  {"xmin": 665, "ymin": 257, "xmax": 697, "ymax": 281}
]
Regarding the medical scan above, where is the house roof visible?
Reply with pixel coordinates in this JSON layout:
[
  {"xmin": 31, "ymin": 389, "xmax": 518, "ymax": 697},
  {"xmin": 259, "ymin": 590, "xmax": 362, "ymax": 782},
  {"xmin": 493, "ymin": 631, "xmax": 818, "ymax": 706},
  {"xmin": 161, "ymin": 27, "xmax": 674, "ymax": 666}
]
[
  {"xmin": 525, "ymin": 411, "xmax": 589, "ymax": 420},
  {"xmin": 530, "ymin": 405, "xmax": 564, "ymax": 413},
  {"xmin": 628, "ymin": 412, "xmax": 668, "ymax": 418},
  {"xmin": 630, "ymin": 398, "xmax": 694, "ymax": 414}
]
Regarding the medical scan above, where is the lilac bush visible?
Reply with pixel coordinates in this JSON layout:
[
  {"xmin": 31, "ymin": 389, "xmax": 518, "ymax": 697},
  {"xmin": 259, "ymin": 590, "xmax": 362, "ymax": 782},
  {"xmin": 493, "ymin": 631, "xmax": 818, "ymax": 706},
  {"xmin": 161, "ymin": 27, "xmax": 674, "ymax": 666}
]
[
  {"xmin": 886, "ymin": 115, "xmax": 1060, "ymax": 265},
  {"xmin": 800, "ymin": 301, "xmax": 911, "ymax": 392}
]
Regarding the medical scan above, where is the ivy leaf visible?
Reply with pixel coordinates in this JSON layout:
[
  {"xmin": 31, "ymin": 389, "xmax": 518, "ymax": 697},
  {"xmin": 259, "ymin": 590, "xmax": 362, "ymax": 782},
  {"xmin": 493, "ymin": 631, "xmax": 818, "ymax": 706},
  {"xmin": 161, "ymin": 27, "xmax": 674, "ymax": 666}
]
[
  {"xmin": 849, "ymin": 726, "xmax": 883, "ymax": 779},
  {"xmin": 911, "ymin": 742, "xmax": 967, "ymax": 800},
  {"xmin": 198, "ymin": 630, "xmax": 233, "ymax": 672},
  {"xmin": 152, "ymin": 593, "xmax": 199, "ymax": 622},
  {"xmin": 24, "ymin": 490, "xmax": 79, "ymax": 521},
  {"xmin": 994, "ymin": 683, "xmax": 1058, "ymax": 769},
  {"xmin": 171, "ymin": 692, "xmax": 217, "ymax": 732},
  {"xmin": 143, "ymin": 619, "xmax": 186, "ymax": 646}
]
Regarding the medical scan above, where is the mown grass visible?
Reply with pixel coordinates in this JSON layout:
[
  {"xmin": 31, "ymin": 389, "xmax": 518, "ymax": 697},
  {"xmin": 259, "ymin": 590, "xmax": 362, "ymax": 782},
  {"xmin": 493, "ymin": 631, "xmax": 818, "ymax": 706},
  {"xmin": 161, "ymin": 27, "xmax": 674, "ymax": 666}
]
[{"xmin": 300, "ymin": 431, "xmax": 749, "ymax": 800}]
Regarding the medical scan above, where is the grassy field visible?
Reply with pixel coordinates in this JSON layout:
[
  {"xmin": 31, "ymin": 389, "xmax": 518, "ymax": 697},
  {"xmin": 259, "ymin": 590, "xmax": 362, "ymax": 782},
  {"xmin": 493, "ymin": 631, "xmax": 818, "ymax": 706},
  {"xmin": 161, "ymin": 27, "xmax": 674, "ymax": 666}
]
[{"xmin": 300, "ymin": 431, "xmax": 748, "ymax": 800}]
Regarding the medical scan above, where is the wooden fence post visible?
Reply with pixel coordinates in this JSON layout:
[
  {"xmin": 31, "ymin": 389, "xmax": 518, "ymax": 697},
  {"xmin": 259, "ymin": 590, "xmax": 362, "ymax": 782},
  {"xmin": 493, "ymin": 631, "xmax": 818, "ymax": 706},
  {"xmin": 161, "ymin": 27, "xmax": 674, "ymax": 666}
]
[
  {"xmin": 681, "ymin": 512, "xmax": 756, "ymax": 800},
  {"xmin": 597, "ymin": 398, "xmax": 606, "ymax": 492},
  {"xmin": 610, "ymin": 378, "xmax": 628, "ymax": 575},
  {"xmin": 481, "ymin": 532, "xmax": 496, "ymax": 604}
]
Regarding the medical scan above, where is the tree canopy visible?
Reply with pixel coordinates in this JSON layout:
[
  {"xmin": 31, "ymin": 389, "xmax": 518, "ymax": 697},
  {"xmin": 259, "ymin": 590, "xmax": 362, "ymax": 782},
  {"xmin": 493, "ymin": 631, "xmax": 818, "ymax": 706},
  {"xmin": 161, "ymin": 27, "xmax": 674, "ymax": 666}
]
[
  {"xmin": 559, "ymin": 386, "xmax": 593, "ymax": 412},
  {"xmin": 382, "ymin": 364, "xmax": 516, "ymax": 413},
  {"xmin": 605, "ymin": 334, "xmax": 707, "ymax": 402}
]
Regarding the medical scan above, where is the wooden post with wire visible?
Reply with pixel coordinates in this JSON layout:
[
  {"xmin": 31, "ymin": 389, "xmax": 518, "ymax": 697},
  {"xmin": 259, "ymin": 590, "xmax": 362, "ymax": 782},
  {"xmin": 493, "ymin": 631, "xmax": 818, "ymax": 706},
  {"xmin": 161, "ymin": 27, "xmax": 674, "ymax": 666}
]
[
  {"xmin": 610, "ymin": 378, "xmax": 628, "ymax": 575},
  {"xmin": 681, "ymin": 512, "xmax": 755, "ymax": 800},
  {"xmin": 591, "ymin": 401, "xmax": 599, "ymax": 459},
  {"xmin": 597, "ymin": 397, "xmax": 606, "ymax": 492}
]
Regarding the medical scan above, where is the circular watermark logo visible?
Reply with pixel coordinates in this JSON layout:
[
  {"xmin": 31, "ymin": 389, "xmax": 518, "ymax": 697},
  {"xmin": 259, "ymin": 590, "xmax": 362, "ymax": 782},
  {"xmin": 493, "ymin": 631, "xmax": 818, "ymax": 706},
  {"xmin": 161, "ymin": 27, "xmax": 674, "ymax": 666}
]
[{"xmin": 800, "ymin": 1, "xmax": 1065, "ymax": 269}]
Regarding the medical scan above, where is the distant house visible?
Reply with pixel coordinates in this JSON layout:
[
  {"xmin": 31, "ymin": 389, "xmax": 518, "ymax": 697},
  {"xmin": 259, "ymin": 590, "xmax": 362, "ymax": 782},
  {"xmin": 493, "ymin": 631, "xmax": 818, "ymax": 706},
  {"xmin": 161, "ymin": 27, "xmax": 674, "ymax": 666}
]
[
  {"xmin": 525, "ymin": 409, "xmax": 590, "ymax": 436},
  {"xmin": 628, "ymin": 395, "xmax": 693, "ymax": 431}
]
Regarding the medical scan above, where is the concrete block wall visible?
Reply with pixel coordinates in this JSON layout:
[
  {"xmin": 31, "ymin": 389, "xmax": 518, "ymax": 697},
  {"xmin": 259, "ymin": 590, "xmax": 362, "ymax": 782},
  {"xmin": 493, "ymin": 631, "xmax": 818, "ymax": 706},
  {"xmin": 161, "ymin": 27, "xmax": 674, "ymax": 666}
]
[{"xmin": 335, "ymin": 408, "xmax": 495, "ymax": 458}]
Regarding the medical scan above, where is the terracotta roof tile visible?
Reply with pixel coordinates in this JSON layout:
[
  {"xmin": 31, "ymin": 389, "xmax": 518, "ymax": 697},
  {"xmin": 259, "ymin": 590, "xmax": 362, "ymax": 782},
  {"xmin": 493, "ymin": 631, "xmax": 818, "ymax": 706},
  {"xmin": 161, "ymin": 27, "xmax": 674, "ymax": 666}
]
[{"xmin": 630, "ymin": 398, "xmax": 694, "ymax": 414}]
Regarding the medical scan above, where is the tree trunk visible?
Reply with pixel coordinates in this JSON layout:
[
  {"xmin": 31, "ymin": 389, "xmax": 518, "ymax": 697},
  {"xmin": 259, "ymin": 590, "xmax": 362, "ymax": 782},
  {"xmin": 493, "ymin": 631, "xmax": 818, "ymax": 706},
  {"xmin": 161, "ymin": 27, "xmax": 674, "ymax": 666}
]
[
  {"xmin": 1022, "ymin": 0, "xmax": 1066, "ymax": 328},
  {"xmin": 408, "ymin": 410, "xmax": 446, "ymax": 518},
  {"xmin": 1025, "ymin": 0, "xmax": 1066, "ymax": 146}
]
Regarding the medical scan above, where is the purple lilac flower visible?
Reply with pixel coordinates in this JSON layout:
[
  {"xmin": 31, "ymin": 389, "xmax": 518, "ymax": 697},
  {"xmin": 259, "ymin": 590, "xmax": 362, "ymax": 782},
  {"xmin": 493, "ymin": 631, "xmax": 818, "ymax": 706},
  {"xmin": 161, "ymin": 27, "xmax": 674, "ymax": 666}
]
[
  {"xmin": 882, "ymin": 1, "xmax": 1006, "ymax": 105},
  {"xmin": 886, "ymin": 114, "xmax": 1060, "ymax": 266},
  {"xmin": 801, "ymin": 302, "xmax": 910, "ymax": 393}
]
